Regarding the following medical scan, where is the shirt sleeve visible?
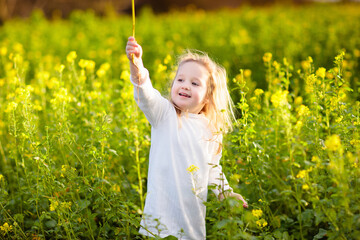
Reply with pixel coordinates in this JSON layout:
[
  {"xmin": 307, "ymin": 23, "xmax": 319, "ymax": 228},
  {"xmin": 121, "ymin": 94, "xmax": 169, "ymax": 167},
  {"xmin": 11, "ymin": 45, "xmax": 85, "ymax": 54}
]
[
  {"xmin": 130, "ymin": 67, "xmax": 172, "ymax": 127},
  {"xmin": 208, "ymin": 136, "xmax": 233, "ymax": 197}
]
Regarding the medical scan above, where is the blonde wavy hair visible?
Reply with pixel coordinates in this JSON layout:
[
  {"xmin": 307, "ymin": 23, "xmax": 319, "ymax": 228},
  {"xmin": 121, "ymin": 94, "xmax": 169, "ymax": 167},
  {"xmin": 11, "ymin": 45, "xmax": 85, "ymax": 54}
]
[{"xmin": 170, "ymin": 50, "xmax": 235, "ymax": 134}]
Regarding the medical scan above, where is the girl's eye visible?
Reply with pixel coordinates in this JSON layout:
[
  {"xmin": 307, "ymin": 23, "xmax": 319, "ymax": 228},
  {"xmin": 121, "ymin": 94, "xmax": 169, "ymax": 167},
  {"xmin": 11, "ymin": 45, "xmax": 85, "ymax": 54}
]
[
  {"xmin": 177, "ymin": 79, "xmax": 183, "ymax": 82},
  {"xmin": 192, "ymin": 82, "xmax": 199, "ymax": 86}
]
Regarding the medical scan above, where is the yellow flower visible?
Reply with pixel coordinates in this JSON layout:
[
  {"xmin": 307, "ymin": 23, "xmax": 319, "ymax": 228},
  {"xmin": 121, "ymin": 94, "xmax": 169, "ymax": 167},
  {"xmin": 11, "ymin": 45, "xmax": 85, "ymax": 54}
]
[
  {"xmin": 350, "ymin": 139, "xmax": 360, "ymax": 146},
  {"xmin": 256, "ymin": 219, "xmax": 268, "ymax": 228},
  {"xmin": 187, "ymin": 165, "xmax": 199, "ymax": 174},
  {"xmin": 79, "ymin": 59, "xmax": 95, "ymax": 71},
  {"xmin": 254, "ymin": 89, "xmax": 264, "ymax": 96},
  {"xmin": 270, "ymin": 90, "xmax": 289, "ymax": 108},
  {"xmin": 325, "ymin": 134, "xmax": 342, "ymax": 151},
  {"xmin": 294, "ymin": 96, "xmax": 303, "ymax": 105},
  {"xmin": 272, "ymin": 61, "xmax": 280, "ymax": 70},
  {"xmin": 335, "ymin": 116, "xmax": 343, "ymax": 123},
  {"xmin": 0, "ymin": 78, "xmax": 4, "ymax": 87},
  {"xmin": 311, "ymin": 156, "xmax": 320, "ymax": 163},
  {"xmin": 302, "ymin": 184, "xmax": 310, "ymax": 190},
  {"xmin": 37, "ymin": 71, "xmax": 50, "ymax": 81},
  {"xmin": 164, "ymin": 54, "xmax": 172, "ymax": 64},
  {"xmin": 55, "ymin": 64, "xmax": 65, "ymax": 73},
  {"xmin": 296, "ymin": 170, "xmax": 306, "ymax": 179},
  {"xmin": 4, "ymin": 102, "xmax": 18, "ymax": 113},
  {"xmin": 157, "ymin": 63, "xmax": 167, "ymax": 73},
  {"xmin": 120, "ymin": 70, "xmax": 130, "ymax": 81},
  {"xmin": 305, "ymin": 74, "xmax": 316, "ymax": 92},
  {"xmin": 252, "ymin": 209, "xmax": 263, "ymax": 218},
  {"xmin": 0, "ymin": 174, "xmax": 3, "ymax": 182},
  {"xmin": 96, "ymin": 63, "xmax": 110, "ymax": 78},
  {"xmin": 61, "ymin": 202, "xmax": 72, "ymax": 210},
  {"xmin": 66, "ymin": 51, "xmax": 77, "ymax": 63},
  {"xmin": 96, "ymin": 68, "xmax": 106, "ymax": 78},
  {"xmin": 0, "ymin": 46, "xmax": 7, "ymax": 56},
  {"xmin": 316, "ymin": 67, "xmax": 326, "ymax": 79},
  {"xmin": 50, "ymin": 200, "xmax": 59, "ymax": 211},
  {"xmin": 46, "ymin": 77, "xmax": 60, "ymax": 90},
  {"xmin": 263, "ymin": 52, "xmax": 272, "ymax": 63},
  {"xmin": 0, "ymin": 222, "xmax": 13, "ymax": 234},
  {"xmin": 297, "ymin": 105, "xmax": 310, "ymax": 117},
  {"xmin": 93, "ymin": 81, "xmax": 101, "ymax": 89},
  {"xmin": 244, "ymin": 69, "xmax": 252, "ymax": 78}
]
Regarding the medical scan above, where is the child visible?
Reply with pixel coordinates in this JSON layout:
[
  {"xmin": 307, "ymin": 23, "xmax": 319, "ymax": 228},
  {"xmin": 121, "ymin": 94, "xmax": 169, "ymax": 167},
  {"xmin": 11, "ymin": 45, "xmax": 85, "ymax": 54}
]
[{"xmin": 126, "ymin": 36, "xmax": 248, "ymax": 239}]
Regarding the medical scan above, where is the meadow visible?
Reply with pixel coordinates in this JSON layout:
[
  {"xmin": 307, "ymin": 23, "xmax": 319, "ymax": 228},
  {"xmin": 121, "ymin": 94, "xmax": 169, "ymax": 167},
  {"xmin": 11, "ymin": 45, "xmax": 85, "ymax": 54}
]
[{"xmin": 0, "ymin": 4, "xmax": 360, "ymax": 239}]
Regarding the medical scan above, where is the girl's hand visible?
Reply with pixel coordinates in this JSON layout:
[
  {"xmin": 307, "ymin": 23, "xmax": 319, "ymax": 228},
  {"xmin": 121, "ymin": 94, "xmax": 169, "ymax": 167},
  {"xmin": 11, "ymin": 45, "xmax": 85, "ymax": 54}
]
[
  {"xmin": 126, "ymin": 36, "xmax": 143, "ymax": 61},
  {"xmin": 125, "ymin": 37, "xmax": 144, "ymax": 81},
  {"xmin": 219, "ymin": 192, "xmax": 248, "ymax": 208}
]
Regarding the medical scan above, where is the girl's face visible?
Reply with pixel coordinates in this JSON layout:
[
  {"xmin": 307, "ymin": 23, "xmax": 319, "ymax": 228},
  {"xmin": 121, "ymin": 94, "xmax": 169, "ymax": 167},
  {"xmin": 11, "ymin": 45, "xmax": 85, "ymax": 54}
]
[{"xmin": 171, "ymin": 61, "xmax": 209, "ymax": 114}]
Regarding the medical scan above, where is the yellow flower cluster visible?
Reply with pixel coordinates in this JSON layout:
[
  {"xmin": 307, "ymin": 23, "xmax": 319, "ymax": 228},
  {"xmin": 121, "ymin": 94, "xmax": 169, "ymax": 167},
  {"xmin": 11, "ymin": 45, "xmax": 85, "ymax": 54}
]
[
  {"xmin": 96, "ymin": 62, "xmax": 111, "ymax": 78},
  {"xmin": 263, "ymin": 52, "xmax": 272, "ymax": 63},
  {"xmin": 50, "ymin": 200, "xmax": 59, "ymax": 211},
  {"xmin": 316, "ymin": 67, "xmax": 326, "ymax": 79},
  {"xmin": 0, "ymin": 223, "xmax": 13, "ymax": 234},
  {"xmin": 55, "ymin": 64, "xmax": 65, "ymax": 73},
  {"xmin": 254, "ymin": 89, "xmax": 264, "ymax": 96},
  {"xmin": 296, "ymin": 166, "xmax": 314, "ymax": 179},
  {"xmin": 0, "ymin": 174, "xmax": 4, "ymax": 182},
  {"xmin": 252, "ymin": 209, "xmax": 263, "ymax": 218},
  {"xmin": 187, "ymin": 165, "xmax": 199, "ymax": 174},
  {"xmin": 51, "ymin": 88, "xmax": 72, "ymax": 105},
  {"xmin": 271, "ymin": 90, "xmax": 289, "ymax": 108},
  {"xmin": 256, "ymin": 218, "xmax": 268, "ymax": 228},
  {"xmin": 66, "ymin": 51, "xmax": 77, "ymax": 63},
  {"xmin": 4, "ymin": 102, "xmax": 18, "ymax": 113},
  {"xmin": 0, "ymin": 46, "xmax": 7, "ymax": 56},
  {"xmin": 325, "ymin": 134, "xmax": 342, "ymax": 151},
  {"xmin": 305, "ymin": 74, "xmax": 316, "ymax": 93},
  {"xmin": 297, "ymin": 105, "xmax": 310, "ymax": 117},
  {"xmin": 296, "ymin": 170, "xmax": 306, "ymax": 179},
  {"xmin": 301, "ymin": 56, "xmax": 313, "ymax": 71},
  {"xmin": 79, "ymin": 59, "xmax": 95, "ymax": 71}
]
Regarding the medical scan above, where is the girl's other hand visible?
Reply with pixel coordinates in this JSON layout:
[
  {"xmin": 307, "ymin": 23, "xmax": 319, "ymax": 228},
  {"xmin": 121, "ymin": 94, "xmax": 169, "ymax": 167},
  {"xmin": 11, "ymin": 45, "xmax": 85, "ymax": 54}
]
[{"xmin": 219, "ymin": 192, "xmax": 248, "ymax": 208}]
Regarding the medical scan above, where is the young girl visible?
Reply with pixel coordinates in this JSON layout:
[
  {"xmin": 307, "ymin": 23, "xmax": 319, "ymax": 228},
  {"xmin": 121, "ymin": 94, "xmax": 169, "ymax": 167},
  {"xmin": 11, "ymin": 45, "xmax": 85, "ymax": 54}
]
[{"xmin": 126, "ymin": 36, "xmax": 248, "ymax": 239}]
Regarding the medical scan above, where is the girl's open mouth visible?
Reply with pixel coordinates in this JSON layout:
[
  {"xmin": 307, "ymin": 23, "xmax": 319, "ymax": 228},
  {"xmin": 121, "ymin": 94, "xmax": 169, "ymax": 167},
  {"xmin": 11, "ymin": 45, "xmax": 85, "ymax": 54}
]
[{"xmin": 179, "ymin": 93, "xmax": 191, "ymax": 98}]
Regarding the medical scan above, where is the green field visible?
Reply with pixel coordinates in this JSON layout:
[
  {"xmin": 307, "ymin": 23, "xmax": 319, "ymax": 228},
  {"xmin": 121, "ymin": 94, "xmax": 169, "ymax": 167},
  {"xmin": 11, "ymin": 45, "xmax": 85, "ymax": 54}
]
[{"xmin": 0, "ymin": 4, "xmax": 360, "ymax": 239}]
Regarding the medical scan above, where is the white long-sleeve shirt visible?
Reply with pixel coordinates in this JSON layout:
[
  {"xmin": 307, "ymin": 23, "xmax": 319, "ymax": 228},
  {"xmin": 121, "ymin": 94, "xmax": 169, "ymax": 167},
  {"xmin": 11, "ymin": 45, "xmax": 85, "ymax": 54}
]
[{"xmin": 131, "ymin": 68, "xmax": 232, "ymax": 240}]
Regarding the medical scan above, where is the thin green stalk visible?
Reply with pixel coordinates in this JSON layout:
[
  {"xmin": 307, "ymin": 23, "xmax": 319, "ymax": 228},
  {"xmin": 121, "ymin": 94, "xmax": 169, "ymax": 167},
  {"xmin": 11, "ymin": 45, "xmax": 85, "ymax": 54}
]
[{"xmin": 135, "ymin": 129, "xmax": 144, "ymax": 210}]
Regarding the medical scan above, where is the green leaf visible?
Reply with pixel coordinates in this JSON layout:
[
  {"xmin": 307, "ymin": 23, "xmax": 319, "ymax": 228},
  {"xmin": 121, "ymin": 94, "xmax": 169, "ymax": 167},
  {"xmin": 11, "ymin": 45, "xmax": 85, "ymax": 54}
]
[
  {"xmin": 314, "ymin": 228, "xmax": 327, "ymax": 239},
  {"xmin": 45, "ymin": 219, "xmax": 57, "ymax": 228}
]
